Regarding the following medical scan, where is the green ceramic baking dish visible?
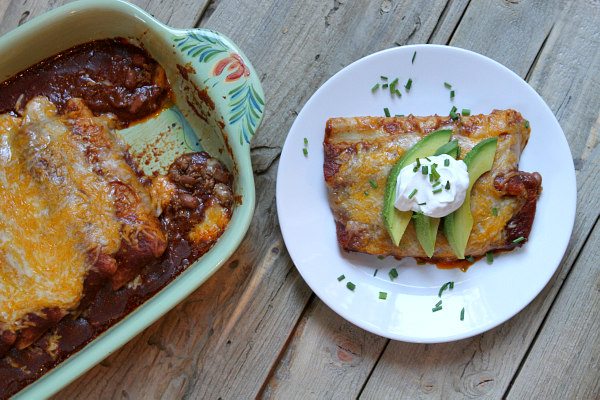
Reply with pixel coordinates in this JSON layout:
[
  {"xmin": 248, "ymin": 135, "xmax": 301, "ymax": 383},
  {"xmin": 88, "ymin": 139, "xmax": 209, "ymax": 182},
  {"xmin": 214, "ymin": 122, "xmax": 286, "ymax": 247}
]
[{"xmin": 0, "ymin": 0, "xmax": 264, "ymax": 397}]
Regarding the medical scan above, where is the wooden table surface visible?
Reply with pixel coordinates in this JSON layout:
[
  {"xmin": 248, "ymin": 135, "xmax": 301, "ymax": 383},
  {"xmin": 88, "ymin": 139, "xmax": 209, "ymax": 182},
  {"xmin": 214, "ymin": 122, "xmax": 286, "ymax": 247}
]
[{"xmin": 2, "ymin": 0, "xmax": 599, "ymax": 398}]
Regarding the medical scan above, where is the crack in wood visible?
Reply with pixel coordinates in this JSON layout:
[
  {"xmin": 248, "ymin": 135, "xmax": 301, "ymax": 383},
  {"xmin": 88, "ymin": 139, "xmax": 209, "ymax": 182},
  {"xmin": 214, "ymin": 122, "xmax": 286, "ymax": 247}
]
[
  {"xmin": 525, "ymin": 24, "xmax": 555, "ymax": 81},
  {"xmin": 325, "ymin": 0, "xmax": 343, "ymax": 27},
  {"xmin": 446, "ymin": 0, "xmax": 472, "ymax": 44}
]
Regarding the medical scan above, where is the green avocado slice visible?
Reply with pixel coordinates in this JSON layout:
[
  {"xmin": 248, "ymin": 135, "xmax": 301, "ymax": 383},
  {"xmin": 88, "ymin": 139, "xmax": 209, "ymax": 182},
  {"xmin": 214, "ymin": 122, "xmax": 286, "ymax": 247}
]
[
  {"xmin": 382, "ymin": 129, "xmax": 452, "ymax": 246},
  {"xmin": 443, "ymin": 137, "xmax": 498, "ymax": 259}
]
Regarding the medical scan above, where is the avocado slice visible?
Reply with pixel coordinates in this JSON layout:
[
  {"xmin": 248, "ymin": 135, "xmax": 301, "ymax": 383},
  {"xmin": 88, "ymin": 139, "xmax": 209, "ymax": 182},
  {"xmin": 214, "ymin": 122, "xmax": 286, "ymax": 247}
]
[
  {"xmin": 443, "ymin": 138, "xmax": 498, "ymax": 259},
  {"xmin": 433, "ymin": 139, "xmax": 460, "ymax": 159},
  {"xmin": 412, "ymin": 212, "xmax": 441, "ymax": 258},
  {"xmin": 382, "ymin": 129, "xmax": 452, "ymax": 245}
]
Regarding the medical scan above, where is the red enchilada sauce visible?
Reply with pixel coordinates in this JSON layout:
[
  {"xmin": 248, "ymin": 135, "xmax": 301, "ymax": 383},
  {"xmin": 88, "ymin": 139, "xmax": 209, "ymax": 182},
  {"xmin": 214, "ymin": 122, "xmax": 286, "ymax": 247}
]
[{"xmin": 0, "ymin": 39, "xmax": 233, "ymax": 398}]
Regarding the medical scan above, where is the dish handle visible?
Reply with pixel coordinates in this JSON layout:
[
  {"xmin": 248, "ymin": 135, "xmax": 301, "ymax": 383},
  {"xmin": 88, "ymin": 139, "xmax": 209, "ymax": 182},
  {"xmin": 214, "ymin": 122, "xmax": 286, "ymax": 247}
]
[{"xmin": 171, "ymin": 28, "xmax": 265, "ymax": 148}]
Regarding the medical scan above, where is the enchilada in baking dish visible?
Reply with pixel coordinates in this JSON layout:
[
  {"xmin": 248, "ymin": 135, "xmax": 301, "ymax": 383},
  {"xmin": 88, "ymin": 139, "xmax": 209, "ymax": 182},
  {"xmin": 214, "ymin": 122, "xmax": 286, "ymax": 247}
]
[{"xmin": 324, "ymin": 109, "xmax": 542, "ymax": 263}]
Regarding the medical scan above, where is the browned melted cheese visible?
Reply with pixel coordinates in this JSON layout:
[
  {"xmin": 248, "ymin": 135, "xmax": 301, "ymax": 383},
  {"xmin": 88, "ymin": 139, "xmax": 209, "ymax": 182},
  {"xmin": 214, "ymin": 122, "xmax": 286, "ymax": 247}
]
[
  {"xmin": 0, "ymin": 99, "xmax": 122, "ymax": 330},
  {"xmin": 324, "ymin": 110, "xmax": 535, "ymax": 261}
]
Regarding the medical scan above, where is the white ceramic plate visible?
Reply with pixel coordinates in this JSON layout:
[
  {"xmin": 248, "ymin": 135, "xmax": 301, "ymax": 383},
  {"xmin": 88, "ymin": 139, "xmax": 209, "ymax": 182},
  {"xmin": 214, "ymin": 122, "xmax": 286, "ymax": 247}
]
[{"xmin": 276, "ymin": 45, "xmax": 576, "ymax": 343}]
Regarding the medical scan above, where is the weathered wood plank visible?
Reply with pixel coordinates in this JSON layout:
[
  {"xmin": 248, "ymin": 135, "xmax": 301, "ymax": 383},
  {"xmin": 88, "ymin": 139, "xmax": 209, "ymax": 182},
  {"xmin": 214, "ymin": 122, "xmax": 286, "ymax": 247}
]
[
  {"xmin": 506, "ymin": 219, "xmax": 600, "ymax": 400},
  {"xmin": 360, "ymin": 0, "xmax": 600, "ymax": 398},
  {"xmin": 0, "ymin": 0, "xmax": 208, "ymax": 37},
  {"xmin": 260, "ymin": 301, "xmax": 388, "ymax": 400}
]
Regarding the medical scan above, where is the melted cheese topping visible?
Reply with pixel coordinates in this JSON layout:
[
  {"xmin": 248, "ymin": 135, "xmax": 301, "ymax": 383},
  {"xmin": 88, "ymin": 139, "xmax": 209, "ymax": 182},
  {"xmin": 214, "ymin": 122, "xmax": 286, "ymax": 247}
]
[
  {"xmin": 189, "ymin": 204, "xmax": 229, "ymax": 244},
  {"xmin": 0, "ymin": 98, "xmax": 122, "ymax": 329}
]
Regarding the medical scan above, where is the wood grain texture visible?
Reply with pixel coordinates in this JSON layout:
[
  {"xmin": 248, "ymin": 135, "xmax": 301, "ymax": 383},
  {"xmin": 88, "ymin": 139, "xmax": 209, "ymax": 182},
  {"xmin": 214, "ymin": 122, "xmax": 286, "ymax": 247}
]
[
  {"xmin": 506, "ymin": 220, "xmax": 600, "ymax": 400},
  {"xmin": 360, "ymin": 0, "xmax": 600, "ymax": 398},
  {"xmin": 260, "ymin": 301, "xmax": 388, "ymax": 400},
  {"xmin": 0, "ymin": 0, "xmax": 209, "ymax": 36}
]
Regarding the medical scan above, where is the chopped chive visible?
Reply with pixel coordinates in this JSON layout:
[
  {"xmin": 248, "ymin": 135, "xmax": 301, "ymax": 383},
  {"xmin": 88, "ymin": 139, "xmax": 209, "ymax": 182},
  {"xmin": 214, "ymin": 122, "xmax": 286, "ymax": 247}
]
[
  {"xmin": 395, "ymin": 114, "xmax": 405, "ymax": 117},
  {"xmin": 394, "ymin": 89, "xmax": 402, "ymax": 97},
  {"xmin": 389, "ymin": 268, "xmax": 399, "ymax": 280},
  {"xmin": 450, "ymin": 90, "xmax": 455, "ymax": 100},
  {"xmin": 438, "ymin": 282, "xmax": 450, "ymax": 297},
  {"xmin": 416, "ymin": 158, "xmax": 421, "ymax": 168},
  {"xmin": 380, "ymin": 75, "xmax": 388, "ymax": 81},
  {"xmin": 377, "ymin": 255, "xmax": 385, "ymax": 260},
  {"xmin": 445, "ymin": 181, "xmax": 450, "ymax": 190},
  {"xmin": 450, "ymin": 106, "xmax": 457, "ymax": 113},
  {"xmin": 435, "ymin": 300, "xmax": 442, "ymax": 308},
  {"xmin": 411, "ymin": 51, "xmax": 417, "ymax": 64},
  {"xmin": 384, "ymin": 107, "xmax": 391, "ymax": 117},
  {"xmin": 303, "ymin": 148, "xmax": 308, "ymax": 157},
  {"xmin": 450, "ymin": 111, "xmax": 458, "ymax": 121},
  {"xmin": 304, "ymin": 137, "xmax": 308, "ymax": 146},
  {"xmin": 379, "ymin": 291, "xmax": 388, "ymax": 300},
  {"xmin": 371, "ymin": 83, "xmax": 380, "ymax": 92},
  {"xmin": 382, "ymin": 83, "xmax": 389, "ymax": 89},
  {"xmin": 390, "ymin": 77, "xmax": 399, "ymax": 88},
  {"xmin": 524, "ymin": 120, "xmax": 530, "ymax": 129},
  {"xmin": 492, "ymin": 207, "xmax": 498, "ymax": 216},
  {"xmin": 413, "ymin": 166, "xmax": 419, "ymax": 173},
  {"xmin": 460, "ymin": 307, "xmax": 465, "ymax": 321},
  {"xmin": 432, "ymin": 181, "xmax": 441, "ymax": 188},
  {"xmin": 444, "ymin": 159, "xmax": 450, "ymax": 167},
  {"xmin": 449, "ymin": 281, "xmax": 454, "ymax": 289},
  {"xmin": 461, "ymin": 108, "xmax": 471, "ymax": 116},
  {"xmin": 422, "ymin": 165, "xmax": 428, "ymax": 175},
  {"xmin": 364, "ymin": 191, "xmax": 369, "ymax": 196},
  {"xmin": 425, "ymin": 157, "xmax": 431, "ymax": 162},
  {"xmin": 486, "ymin": 251, "xmax": 494, "ymax": 264},
  {"xmin": 369, "ymin": 179, "xmax": 378, "ymax": 189},
  {"xmin": 417, "ymin": 202, "xmax": 427, "ymax": 206},
  {"xmin": 432, "ymin": 306, "xmax": 443, "ymax": 312},
  {"xmin": 337, "ymin": 274, "xmax": 345, "ymax": 281},
  {"xmin": 444, "ymin": 82, "xmax": 452, "ymax": 89},
  {"xmin": 346, "ymin": 281, "xmax": 356, "ymax": 291},
  {"xmin": 408, "ymin": 188, "xmax": 418, "ymax": 199},
  {"xmin": 405, "ymin": 78, "xmax": 413, "ymax": 91},
  {"xmin": 512, "ymin": 236, "xmax": 526, "ymax": 244},
  {"xmin": 374, "ymin": 269, "xmax": 378, "ymax": 277},
  {"xmin": 466, "ymin": 255, "xmax": 475, "ymax": 262},
  {"xmin": 433, "ymin": 188, "xmax": 443, "ymax": 194}
]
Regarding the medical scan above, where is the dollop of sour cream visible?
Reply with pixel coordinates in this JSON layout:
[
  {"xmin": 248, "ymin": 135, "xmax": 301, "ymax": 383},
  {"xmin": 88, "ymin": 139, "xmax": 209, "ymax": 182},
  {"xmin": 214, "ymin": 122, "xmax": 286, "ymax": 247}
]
[{"xmin": 395, "ymin": 154, "xmax": 469, "ymax": 218}]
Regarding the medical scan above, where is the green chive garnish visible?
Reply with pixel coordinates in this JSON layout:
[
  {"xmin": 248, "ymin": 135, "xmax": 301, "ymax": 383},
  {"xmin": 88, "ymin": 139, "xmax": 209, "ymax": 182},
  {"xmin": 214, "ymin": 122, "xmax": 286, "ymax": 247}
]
[
  {"xmin": 450, "ymin": 111, "xmax": 458, "ymax": 121},
  {"xmin": 512, "ymin": 236, "xmax": 526, "ymax": 244},
  {"xmin": 433, "ymin": 188, "xmax": 442, "ymax": 194},
  {"xmin": 364, "ymin": 191, "xmax": 369, "ymax": 196},
  {"xmin": 460, "ymin": 307, "xmax": 465, "ymax": 321},
  {"xmin": 303, "ymin": 148, "xmax": 308, "ymax": 157},
  {"xmin": 381, "ymin": 75, "xmax": 388, "ymax": 81},
  {"xmin": 461, "ymin": 108, "xmax": 471, "ymax": 116},
  {"xmin": 435, "ymin": 300, "xmax": 442, "ymax": 308},
  {"xmin": 337, "ymin": 274, "xmax": 345, "ymax": 281},
  {"xmin": 346, "ymin": 282, "xmax": 356, "ymax": 291},
  {"xmin": 389, "ymin": 268, "xmax": 398, "ymax": 280},
  {"xmin": 492, "ymin": 207, "xmax": 498, "ymax": 216},
  {"xmin": 444, "ymin": 159, "xmax": 450, "ymax": 167},
  {"xmin": 417, "ymin": 202, "xmax": 426, "ymax": 206},
  {"xmin": 416, "ymin": 158, "xmax": 421, "ymax": 168},
  {"xmin": 438, "ymin": 281, "xmax": 454, "ymax": 297},
  {"xmin": 405, "ymin": 78, "xmax": 412, "ymax": 91},
  {"xmin": 432, "ymin": 306, "xmax": 443, "ymax": 312},
  {"xmin": 382, "ymin": 83, "xmax": 389, "ymax": 89},
  {"xmin": 379, "ymin": 291, "xmax": 388, "ymax": 300},
  {"xmin": 384, "ymin": 107, "xmax": 391, "ymax": 117},
  {"xmin": 486, "ymin": 251, "xmax": 494, "ymax": 264},
  {"xmin": 450, "ymin": 90, "xmax": 455, "ymax": 100},
  {"xmin": 371, "ymin": 83, "xmax": 380, "ymax": 92},
  {"xmin": 304, "ymin": 137, "xmax": 308, "ymax": 146},
  {"xmin": 445, "ymin": 181, "xmax": 450, "ymax": 190},
  {"xmin": 524, "ymin": 120, "xmax": 530, "ymax": 129},
  {"xmin": 369, "ymin": 179, "xmax": 378, "ymax": 189},
  {"xmin": 422, "ymin": 165, "xmax": 428, "ymax": 175},
  {"xmin": 444, "ymin": 82, "xmax": 452, "ymax": 89},
  {"xmin": 449, "ymin": 281, "xmax": 454, "ymax": 289},
  {"xmin": 408, "ymin": 189, "xmax": 418, "ymax": 199},
  {"xmin": 466, "ymin": 255, "xmax": 475, "ymax": 262},
  {"xmin": 411, "ymin": 51, "xmax": 416, "ymax": 64},
  {"xmin": 432, "ymin": 181, "xmax": 441, "ymax": 188},
  {"xmin": 374, "ymin": 269, "xmax": 378, "ymax": 277},
  {"xmin": 450, "ymin": 106, "xmax": 457, "ymax": 113}
]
